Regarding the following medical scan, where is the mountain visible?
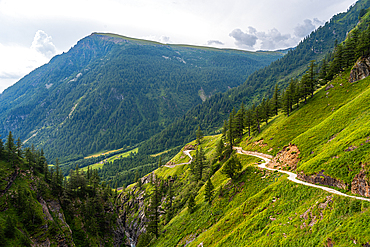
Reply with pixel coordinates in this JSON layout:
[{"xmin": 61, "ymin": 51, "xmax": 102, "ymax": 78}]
[
  {"xmin": 65, "ymin": 0, "xmax": 370, "ymax": 190},
  {"xmin": 139, "ymin": 0, "xmax": 370, "ymax": 155},
  {"xmin": 0, "ymin": 33, "xmax": 284, "ymax": 162},
  {"xmin": 118, "ymin": 36, "xmax": 370, "ymax": 247}
]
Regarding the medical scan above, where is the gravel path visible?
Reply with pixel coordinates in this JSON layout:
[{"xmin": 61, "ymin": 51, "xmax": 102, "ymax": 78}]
[
  {"xmin": 164, "ymin": 150, "xmax": 193, "ymax": 168},
  {"xmin": 234, "ymin": 147, "xmax": 370, "ymax": 202}
]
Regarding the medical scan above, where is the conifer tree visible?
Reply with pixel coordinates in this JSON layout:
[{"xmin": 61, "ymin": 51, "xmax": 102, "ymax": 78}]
[
  {"xmin": 204, "ymin": 178, "xmax": 214, "ymax": 204},
  {"xmin": 222, "ymin": 120, "xmax": 228, "ymax": 142},
  {"xmin": 307, "ymin": 60, "xmax": 317, "ymax": 98},
  {"xmin": 16, "ymin": 137, "xmax": 23, "ymax": 158},
  {"xmin": 235, "ymin": 103, "xmax": 245, "ymax": 139},
  {"xmin": 196, "ymin": 126, "xmax": 204, "ymax": 145},
  {"xmin": 5, "ymin": 131, "xmax": 16, "ymax": 165},
  {"xmin": 158, "ymin": 156, "xmax": 162, "ymax": 168},
  {"xmin": 260, "ymin": 97, "xmax": 271, "ymax": 124},
  {"xmin": 271, "ymin": 83, "xmax": 280, "ymax": 116},
  {"xmin": 227, "ymin": 109, "xmax": 237, "ymax": 150},
  {"xmin": 0, "ymin": 136, "xmax": 4, "ymax": 159},
  {"xmin": 147, "ymin": 184, "xmax": 160, "ymax": 237},
  {"xmin": 188, "ymin": 194, "xmax": 196, "ymax": 214},
  {"xmin": 216, "ymin": 138, "xmax": 224, "ymax": 161},
  {"xmin": 318, "ymin": 59, "xmax": 328, "ymax": 82},
  {"xmin": 193, "ymin": 147, "xmax": 206, "ymax": 181},
  {"xmin": 4, "ymin": 216, "xmax": 15, "ymax": 238},
  {"xmin": 165, "ymin": 182, "xmax": 174, "ymax": 223},
  {"xmin": 244, "ymin": 108, "xmax": 253, "ymax": 137},
  {"xmin": 221, "ymin": 156, "xmax": 242, "ymax": 180},
  {"xmin": 252, "ymin": 104, "xmax": 261, "ymax": 134}
]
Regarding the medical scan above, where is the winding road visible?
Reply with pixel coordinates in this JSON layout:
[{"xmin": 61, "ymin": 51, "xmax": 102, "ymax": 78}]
[
  {"xmin": 234, "ymin": 147, "xmax": 370, "ymax": 202},
  {"xmin": 165, "ymin": 146, "xmax": 370, "ymax": 202},
  {"xmin": 164, "ymin": 150, "xmax": 193, "ymax": 168}
]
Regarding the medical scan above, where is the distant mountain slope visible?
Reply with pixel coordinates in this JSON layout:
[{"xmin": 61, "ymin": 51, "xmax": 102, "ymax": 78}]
[
  {"xmin": 140, "ymin": 0, "xmax": 370, "ymax": 155},
  {"xmin": 0, "ymin": 33, "xmax": 284, "ymax": 161}
]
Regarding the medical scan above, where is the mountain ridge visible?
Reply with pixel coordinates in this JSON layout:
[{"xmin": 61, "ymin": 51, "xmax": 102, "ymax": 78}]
[{"xmin": 0, "ymin": 33, "xmax": 284, "ymax": 162}]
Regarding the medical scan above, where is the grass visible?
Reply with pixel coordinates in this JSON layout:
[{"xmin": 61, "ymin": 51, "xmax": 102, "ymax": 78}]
[
  {"xmin": 240, "ymin": 69, "xmax": 370, "ymax": 185},
  {"xmin": 144, "ymin": 68, "xmax": 370, "ymax": 246}
]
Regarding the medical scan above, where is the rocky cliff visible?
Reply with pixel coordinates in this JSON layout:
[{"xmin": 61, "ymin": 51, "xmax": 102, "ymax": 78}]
[{"xmin": 349, "ymin": 55, "xmax": 370, "ymax": 83}]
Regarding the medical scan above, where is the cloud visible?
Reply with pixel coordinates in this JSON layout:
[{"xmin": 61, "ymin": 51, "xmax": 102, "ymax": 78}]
[
  {"xmin": 230, "ymin": 18, "xmax": 324, "ymax": 50},
  {"xmin": 31, "ymin": 30, "xmax": 57, "ymax": 58},
  {"xmin": 0, "ymin": 30, "xmax": 58, "ymax": 93},
  {"xmin": 229, "ymin": 27, "xmax": 293, "ymax": 50},
  {"xmin": 207, "ymin": 40, "xmax": 224, "ymax": 46},
  {"xmin": 229, "ymin": 28, "xmax": 258, "ymax": 48},
  {"xmin": 294, "ymin": 19, "xmax": 316, "ymax": 38},
  {"xmin": 159, "ymin": 35, "xmax": 171, "ymax": 43}
]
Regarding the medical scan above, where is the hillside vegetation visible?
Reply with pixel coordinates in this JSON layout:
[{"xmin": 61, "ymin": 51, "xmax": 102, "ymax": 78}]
[
  {"xmin": 0, "ymin": 33, "xmax": 283, "ymax": 162},
  {"xmin": 140, "ymin": 0, "xmax": 370, "ymax": 155},
  {"xmin": 117, "ymin": 4, "xmax": 370, "ymax": 246},
  {"xmin": 120, "ymin": 67, "xmax": 370, "ymax": 246}
]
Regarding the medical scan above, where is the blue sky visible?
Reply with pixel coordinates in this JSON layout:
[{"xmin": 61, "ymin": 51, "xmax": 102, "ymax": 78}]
[{"xmin": 0, "ymin": 0, "xmax": 358, "ymax": 93}]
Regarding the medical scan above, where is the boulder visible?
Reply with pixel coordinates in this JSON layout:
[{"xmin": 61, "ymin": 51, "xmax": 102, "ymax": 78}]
[{"xmin": 349, "ymin": 56, "xmax": 370, "ymax": 83}]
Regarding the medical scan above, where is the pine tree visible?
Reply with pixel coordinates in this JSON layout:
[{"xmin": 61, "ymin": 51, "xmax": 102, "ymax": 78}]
[
  {"xmin": 222, "ymin": 120, "xmax": 228, "ymax": 142},
  {"xmin": 147, "ymin": 184, "xmax": 160, "ymax": 237},
  {"xmin": 227, "ymin": 109, "xmax": 237, "ymax": 150},
  {"xmin": 193, "ymin": 147, "xmax": 206, "ymax": 181},
  {"xmin": 4, "ymin": 216, "xmax": 15, "ymax": 238},
  {"xmin": 204, "ymin": 178, "xmax": 214, "ymax": 204},
  {"xmin": 235, "ymin": 103, "xmax": 245, "ymax": 139},
  {"xmin": 344, "ymin": 29, "xmax": 358, "ymax": 67},
  {"xmin": 5, "ymin": 131, "xmax": 16, "ymax": 165},
  {"xmin": 196, "ymin": 126, "xmax": 204, "ymax": 145},
  {"xmin": 307, "ymin": 60, "xmax": 317, "ymax": 98},
  {"xmin": 260, "ymin": 97, "xmax": 271, "ymax": 124},
  {"xmin": 188, "ymin": 194, "xmax": 196, "ymax": 214},
  {"xmin": 252, "ymin": 104, "xmax": 261, "ymax": 134},
  {"xmin": 165, "ymin": 182, "xmax": 174, "ymax": 223},
  {"xmin": 221, "ymin": 156, "xmax": 242, "ymax": 180},
  {"xmin": 216, "ymin": 138, "xmax": 224, "ymax": 161},
  {"xmin": 318, "ymin": 59, "xmax": 328, "ymax": 82},
  {"xmin": 271, "ymin": 83, "xmax": 280, "ymax": 116},
  {"xmin": 158, "ymin": 156, "xmax": 162, "ymax": 168},
  {"xmin": 16, "ymin": 137, "xmax": 23, "ymax": 158},
  {"xmin": 0, "ymin": 136, "xmax": 4, "ymax": 159},
  {"xmin": 244, "ymin": 108, "xmax": 253, "ymax": 137}
]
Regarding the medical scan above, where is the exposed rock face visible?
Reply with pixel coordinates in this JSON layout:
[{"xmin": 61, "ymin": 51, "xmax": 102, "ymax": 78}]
[
  {"xmin": 349, "ymin": 56, "xmax": 370, "ymax": 83},
  {"xmin": 115, "ymin": 186, "xmax": 150, "ymax": 246},
  {"xmin": 35, "ymin": 198, "xmax": 75, "ymax": 247},
  {"xmin": 351, "ymin": 169, "xmax": 370, "ymax": 197},
  {"xmin": 268, "ymin": 144, "xmax": 300, "ymax": 170},
  {"xmin": 184, "ymin": 144, "xmax": 196, "ymax": 151},
  {"xmin": 297, "ymin": 171, "xmax": 347, "ymax": 190}
]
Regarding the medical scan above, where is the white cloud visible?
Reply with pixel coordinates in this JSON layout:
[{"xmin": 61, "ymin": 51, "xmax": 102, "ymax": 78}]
[
  {"xmin": 159, "ymin": 36, "xmax": 171, "ymax": 43},
  {"xmin": 207, "ymin": 40, "xmax": 224, "ymax": 46},
  {"xmin": 0, "ymin": 30, "xmax": 58, "ymax": 93},
  {"xmin": 230, "ymin": 18, "xmax": 325, "ymax": 50},
  {"xmin": 294, "ymin": 19, "xmax": 316, "ymax": 38},
  {"xmin": 31, "ymin": 30, "xmax": 57, "ymax": 58},
  {"xmin": 229, "ymin": 29, "xmax": 258, "ymax": 49}
]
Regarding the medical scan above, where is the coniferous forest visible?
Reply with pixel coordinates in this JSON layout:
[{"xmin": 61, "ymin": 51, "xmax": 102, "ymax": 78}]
[{"xmin": 2, "ymin": 0, "xmax": 370, "ymax": 246}]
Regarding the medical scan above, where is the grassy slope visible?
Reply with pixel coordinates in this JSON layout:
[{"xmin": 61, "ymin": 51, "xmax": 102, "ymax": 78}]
[
  {"xmin": 241, "ymin": 69, "xmax": 370, "ymax": 185},
  {"xmin": 138, "ymin": 70, "xmax": 370, "ymax": 246},
  {"xmin": 150, "ymin": 136, "xmax": 370, "ymax": 246}
]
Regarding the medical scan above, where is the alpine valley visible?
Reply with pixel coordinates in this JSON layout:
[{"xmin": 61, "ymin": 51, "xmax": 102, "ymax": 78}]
[{"xmin": 2, "ymin": 0, "xmax": 370, "ymax": 246}]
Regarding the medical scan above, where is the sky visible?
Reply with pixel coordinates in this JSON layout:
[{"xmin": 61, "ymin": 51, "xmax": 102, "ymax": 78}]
[{"xmin": 0, "ymin": 0, "xmax": 358, "ymax": 93}]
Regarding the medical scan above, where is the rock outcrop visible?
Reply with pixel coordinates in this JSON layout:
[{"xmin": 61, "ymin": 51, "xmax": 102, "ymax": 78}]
[
  {"xmin": 34, "ymin": 198, "xmax": 75, "ymax": 247},
  {"xmin": 351, "ymin": 169, "xmax": 370, "ymax": 197},
  {"xmin": 268, "ymin": 144, "xmax": 300, "ymax": 170},
  {"xmin": 297, "ymin": 171, "xmax": 347, "ymax": 190},
  {"xmin": 349, "ymin": 56, "xmax": 370, "ymax": 83}
]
